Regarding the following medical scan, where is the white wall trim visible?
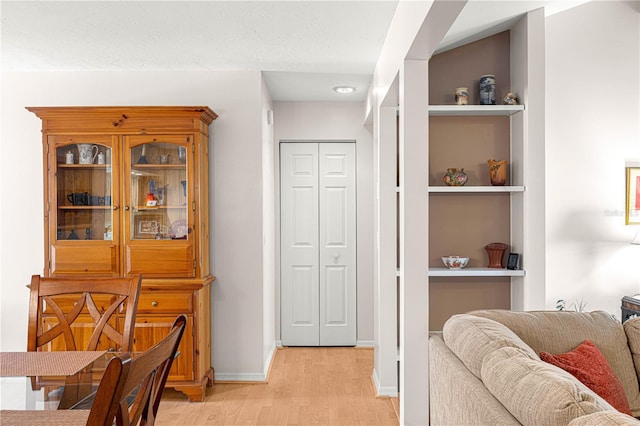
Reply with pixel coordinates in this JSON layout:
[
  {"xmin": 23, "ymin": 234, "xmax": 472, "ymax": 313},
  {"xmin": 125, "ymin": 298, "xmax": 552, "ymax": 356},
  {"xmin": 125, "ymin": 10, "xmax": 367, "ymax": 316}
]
[
  {"xmin": 214, "ymin": 372, "xmax": 267, "ymax": 382},
  {"xmin": 215, "ymin": 340, "xmax": 278, "ymax": 383},
  {"xmin": 263, "ymin": 340, "xmax": 277, "ymax": 377},
  {"xmin": 372, "ymin": 369, "xmax": 398, "ymax": 397}
]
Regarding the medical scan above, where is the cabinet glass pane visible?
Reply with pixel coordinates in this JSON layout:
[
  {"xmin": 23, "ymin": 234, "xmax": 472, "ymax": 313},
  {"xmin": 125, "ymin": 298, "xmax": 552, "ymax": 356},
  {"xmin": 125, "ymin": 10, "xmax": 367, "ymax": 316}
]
[
  {"xmin": 130, "ymin": 142, "xmax": 188, "ymax": 240},
  {"xmin": 56, "ymin": 144, "xmax": 113, "ymax": 241}
]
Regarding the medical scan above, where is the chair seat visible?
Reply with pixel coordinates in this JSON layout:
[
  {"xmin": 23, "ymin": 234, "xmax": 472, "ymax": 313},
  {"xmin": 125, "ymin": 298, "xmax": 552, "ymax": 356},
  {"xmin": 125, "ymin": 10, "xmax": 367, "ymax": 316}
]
[{"xmin": 0, "ymin": 409, "xmax": 90, "ymax": 425}]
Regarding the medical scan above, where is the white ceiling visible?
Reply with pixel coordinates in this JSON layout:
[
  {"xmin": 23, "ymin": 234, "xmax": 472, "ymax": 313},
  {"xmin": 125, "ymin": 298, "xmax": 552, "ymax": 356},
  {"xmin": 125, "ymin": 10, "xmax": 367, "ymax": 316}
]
[{"xmin": 1, "ymin": 0, "xmax": 589, "ymax": 102}]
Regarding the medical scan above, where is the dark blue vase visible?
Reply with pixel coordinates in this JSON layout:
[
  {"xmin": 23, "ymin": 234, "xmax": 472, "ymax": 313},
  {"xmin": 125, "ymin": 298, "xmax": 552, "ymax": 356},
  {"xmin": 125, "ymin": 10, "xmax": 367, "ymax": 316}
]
[{"xmin": 479, "ymin": 74, "xmax": 496, "ymax": 105}]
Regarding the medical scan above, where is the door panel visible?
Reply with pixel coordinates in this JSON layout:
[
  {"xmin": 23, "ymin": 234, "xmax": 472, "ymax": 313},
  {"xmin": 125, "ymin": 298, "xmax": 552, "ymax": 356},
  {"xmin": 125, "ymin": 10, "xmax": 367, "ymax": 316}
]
[
  {"xmin": 281, "ymin": 142, "xmax": 356, "ymax": 346},
  {"xmin": 280, "ymin": 143, "xmax": 319, "ymax": 346},
  {"xmin": 319, "ymin": 143, "xmax": 356, "ymax": 345}
]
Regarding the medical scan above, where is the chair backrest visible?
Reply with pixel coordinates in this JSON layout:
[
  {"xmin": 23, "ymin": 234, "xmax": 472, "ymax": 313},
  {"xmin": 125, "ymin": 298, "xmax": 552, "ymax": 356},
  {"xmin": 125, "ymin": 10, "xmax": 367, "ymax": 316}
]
[
  {"xmin": 84, "ymin": 352, "xmax": 132, "ymax": 426},
  {"xmin": 27, "ymin": 274, "xmax": 142, "ymax": 352},
  {"xmin": 86, "ymin": 314, "xmax": 187, "ymax": 426}
]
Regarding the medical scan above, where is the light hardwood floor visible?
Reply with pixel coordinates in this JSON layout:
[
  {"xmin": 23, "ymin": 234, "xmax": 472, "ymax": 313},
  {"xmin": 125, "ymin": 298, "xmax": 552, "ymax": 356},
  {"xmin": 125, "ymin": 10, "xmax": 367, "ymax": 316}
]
[{"xmin": 156, "ymin": 347, "xmax": 399, "ymax": 425}]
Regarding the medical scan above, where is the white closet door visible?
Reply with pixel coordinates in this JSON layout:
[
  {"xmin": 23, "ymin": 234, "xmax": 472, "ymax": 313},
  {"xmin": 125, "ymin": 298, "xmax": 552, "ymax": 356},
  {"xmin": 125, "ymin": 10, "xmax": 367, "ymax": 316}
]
[
  {"xmin": 318, "ymin": 143, "xmax": 356, "ymax": 345},
  {"xmin": 281, "ymin": 142, "xmax": 356, "ymax": 346},
  {"xmin": 281, "ymin": 143, "xmax": 320, "ymax": 346}
]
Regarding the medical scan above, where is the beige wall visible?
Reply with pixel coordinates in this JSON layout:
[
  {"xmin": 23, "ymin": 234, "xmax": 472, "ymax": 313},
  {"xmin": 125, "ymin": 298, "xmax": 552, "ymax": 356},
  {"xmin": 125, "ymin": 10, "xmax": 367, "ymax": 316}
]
[
  {"xmin": 0, "ymin": 71, "xmax": 272, "ymax": 381},
  {"xmin": 545, "ymin": 1, "xmax": 640, "ymax": 316},
  {"xmin": 427, "ymin": 32, "xmax": 514, "ymax": 330},
  {"xmin": 273, "ymin": 101, "xmax": 375, "ymax": 344}
]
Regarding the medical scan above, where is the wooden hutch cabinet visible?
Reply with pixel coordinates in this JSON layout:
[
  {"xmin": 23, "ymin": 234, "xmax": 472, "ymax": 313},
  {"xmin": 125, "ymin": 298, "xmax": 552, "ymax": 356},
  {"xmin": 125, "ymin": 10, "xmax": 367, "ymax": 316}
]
[{"xmin": 28, "ymin": 106, "xmax": 217, "ymax": 402}]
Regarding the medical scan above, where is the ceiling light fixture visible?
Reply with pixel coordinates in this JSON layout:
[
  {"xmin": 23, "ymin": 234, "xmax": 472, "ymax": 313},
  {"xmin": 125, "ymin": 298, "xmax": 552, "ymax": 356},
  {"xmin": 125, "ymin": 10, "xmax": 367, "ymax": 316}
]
[{"xmin": 333, "ymin": 86, "xmax": 356, "ymax": 94}]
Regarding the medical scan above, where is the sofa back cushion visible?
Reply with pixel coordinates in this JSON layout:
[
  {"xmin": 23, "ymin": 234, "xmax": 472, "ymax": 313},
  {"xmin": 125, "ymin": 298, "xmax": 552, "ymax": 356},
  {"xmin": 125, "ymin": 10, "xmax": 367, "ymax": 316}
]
[
  {"xmin": 470, "ymin": 309, "xmax": 639, "ymax": 413},
  {"xmin": 442, "ymin": 313, "xmax": 538, "ymax": 378},
  {"xmin": 624, "ymin": 317, "xmax": 640, "ymax": 416},
  {"xmin": 481, "ymin": 346, "xmax": 613, "ymax": 425}
]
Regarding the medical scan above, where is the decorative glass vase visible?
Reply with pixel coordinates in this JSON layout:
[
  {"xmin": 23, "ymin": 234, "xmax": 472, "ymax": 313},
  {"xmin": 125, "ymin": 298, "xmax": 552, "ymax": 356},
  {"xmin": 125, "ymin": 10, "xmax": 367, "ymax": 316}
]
[{"xmin": 443, "ymin": 168, "xmax": 468, "ymax": 186}]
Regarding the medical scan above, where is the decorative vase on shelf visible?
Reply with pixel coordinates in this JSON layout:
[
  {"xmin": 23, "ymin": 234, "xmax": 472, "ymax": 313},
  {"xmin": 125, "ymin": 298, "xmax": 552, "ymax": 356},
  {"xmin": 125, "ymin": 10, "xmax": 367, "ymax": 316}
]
[
  {"xmin": 485, "ymin": 242, "xmax": 508, "ymax": 268},
  {"xmin": 443, "ymin": 168, "xmax": 468, "ymax": 186},
  {"xmin": 455, "ymin": 87, "xmax": 469, "ymax": 105},
  {"xmin": 503, "ymin": 92, "xmax": 518, "ymax": 105},
  {"xmin": 488, "ymin": 159, "xmax": 507, "ymax": 186},
  {"xmin": 479, "ymin": 74, "xmax": 496, "ymax": 105}
]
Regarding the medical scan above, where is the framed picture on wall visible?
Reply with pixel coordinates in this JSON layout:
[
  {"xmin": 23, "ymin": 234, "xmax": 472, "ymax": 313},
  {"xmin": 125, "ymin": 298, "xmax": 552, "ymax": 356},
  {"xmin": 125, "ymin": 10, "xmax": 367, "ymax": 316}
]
[{"xmin": 626, "ymin": 167, "xmax": 640, "ymax": 225}]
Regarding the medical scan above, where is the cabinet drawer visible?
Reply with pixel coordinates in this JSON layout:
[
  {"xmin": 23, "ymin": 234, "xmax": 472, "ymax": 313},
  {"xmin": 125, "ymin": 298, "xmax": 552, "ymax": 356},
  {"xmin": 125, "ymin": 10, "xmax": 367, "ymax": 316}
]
[
  {"xmin": 137, "ymin": 292, "xmax": 193, "ymax": 313},
  {"xmin": 42, "ymin": 294, "xmax": 116, "ymax": 314}
]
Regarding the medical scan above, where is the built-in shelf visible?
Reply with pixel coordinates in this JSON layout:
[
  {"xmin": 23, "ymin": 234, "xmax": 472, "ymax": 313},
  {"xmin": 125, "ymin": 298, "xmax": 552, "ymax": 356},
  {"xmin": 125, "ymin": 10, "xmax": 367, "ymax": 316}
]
[
  {"xmin": 428, "ymin": 267, "xmax": 525, "ymax": 277},
  {"xmin": 428, "ymin": 105, "xmax": 525, "ymax": 116},
  {"xmin": 428, "ymin": 185, "xmax": 524, "ymax": 193}
]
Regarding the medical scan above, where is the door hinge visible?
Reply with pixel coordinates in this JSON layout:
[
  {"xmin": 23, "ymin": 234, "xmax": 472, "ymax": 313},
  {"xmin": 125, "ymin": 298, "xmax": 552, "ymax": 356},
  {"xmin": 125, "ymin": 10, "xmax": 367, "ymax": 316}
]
[
  {"xmin": 191, "ymin": 143, "xmax": 195, "ymax": 153},
  {"xmin": 192, "ymin": 201, "xmax": 196, "ymax": 211},
  {"xmin": 193, "ymin": 259, "xmax": 197, "ymax": 269}
]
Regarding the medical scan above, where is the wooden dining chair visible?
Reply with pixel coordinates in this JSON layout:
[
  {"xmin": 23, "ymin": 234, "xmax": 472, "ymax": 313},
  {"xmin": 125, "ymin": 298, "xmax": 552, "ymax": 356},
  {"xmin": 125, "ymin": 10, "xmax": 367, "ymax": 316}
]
[
  {"xmin": 1, "ymin": 314, "xmax": 187, "ymax": 426},
  {"xmin": 27, "ymin": 274, "xmax": 142, "ymax": 353}
]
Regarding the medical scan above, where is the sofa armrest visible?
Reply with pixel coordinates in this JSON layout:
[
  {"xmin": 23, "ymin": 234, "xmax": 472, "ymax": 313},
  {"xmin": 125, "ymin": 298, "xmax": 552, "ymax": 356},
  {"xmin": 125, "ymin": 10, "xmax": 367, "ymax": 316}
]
[{"xmin": 429, "ymin": 332, "xmax": 520, "ymax": 425}]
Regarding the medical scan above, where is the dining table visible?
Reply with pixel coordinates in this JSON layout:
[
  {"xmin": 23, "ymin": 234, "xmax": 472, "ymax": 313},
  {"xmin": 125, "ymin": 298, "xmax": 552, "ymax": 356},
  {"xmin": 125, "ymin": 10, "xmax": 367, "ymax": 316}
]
[{"xmin": 0, "ymin": 350, "xmax": 112, "ymax": 412}]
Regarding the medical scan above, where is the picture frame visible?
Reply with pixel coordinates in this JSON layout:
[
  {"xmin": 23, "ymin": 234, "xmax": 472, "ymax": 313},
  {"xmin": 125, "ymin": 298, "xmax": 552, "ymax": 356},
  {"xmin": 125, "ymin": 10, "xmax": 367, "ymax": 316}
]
[
  {"xmin": 138, "ymin": 220, "xmax": 159, "ymax": 234},
  {"xmin": 506, "ymin": 253, "xmax": 519, "ymax": 270},
  {"xmin": 626, "ymin": 167, "xmax": 640, "ymax": 225}
]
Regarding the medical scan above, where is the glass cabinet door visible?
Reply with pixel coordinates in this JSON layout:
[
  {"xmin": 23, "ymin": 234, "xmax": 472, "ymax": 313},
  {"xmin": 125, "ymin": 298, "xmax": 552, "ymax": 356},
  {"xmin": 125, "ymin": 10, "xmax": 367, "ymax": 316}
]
[
  {"xmin": 55, "ymin": 140, "xmax": 115, "ymax": 242},
  {"xmin": 124, "ymin": 135, "xmax": 194, "ymax": 278},
  {"xmin": 128, "ymin": 140, "xmax": 189, "ymax": 241}
]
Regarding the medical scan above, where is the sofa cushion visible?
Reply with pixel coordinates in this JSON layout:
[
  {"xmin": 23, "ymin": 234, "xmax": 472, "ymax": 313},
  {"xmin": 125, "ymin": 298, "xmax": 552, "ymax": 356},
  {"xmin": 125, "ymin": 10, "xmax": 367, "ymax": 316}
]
[
  {"xmin": 567, "ymin": 411, "xmax": 640, "ymax": 426},
  {"xmin": 481, "ymin": 346, "xmax": 614, "ymax": 425},
  {"xmin": 540, "ymin": 340, "xmax": 632, "ymax": 415},
  {"xmin": 470, "ymin": 309, "xmax": 640, "ymax": 413},
  {"xmin": 624, "ymin": 317, "xmax": 640, "ymax": 416},
  {"xmin": 442, "ymin": 314, "xmax": 538, "ymax": 378}
]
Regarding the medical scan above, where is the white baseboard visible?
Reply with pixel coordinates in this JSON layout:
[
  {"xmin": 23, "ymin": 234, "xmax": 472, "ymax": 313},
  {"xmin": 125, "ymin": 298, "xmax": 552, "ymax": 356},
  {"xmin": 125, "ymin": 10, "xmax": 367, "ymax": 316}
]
[
  {"xmin": 215, "ymin": 341, "xmax": 278, "ymax": 383},
  {"xmin": 214, "ymin": 372, "xmax": 267, "ymax": 382},
  {"xmin": 276, "ymin": 340, "xmax": 370, "ymax": 347},
  {"xmin": 372, "ymin": 368, "xmax": 398, "ymax": 397}
]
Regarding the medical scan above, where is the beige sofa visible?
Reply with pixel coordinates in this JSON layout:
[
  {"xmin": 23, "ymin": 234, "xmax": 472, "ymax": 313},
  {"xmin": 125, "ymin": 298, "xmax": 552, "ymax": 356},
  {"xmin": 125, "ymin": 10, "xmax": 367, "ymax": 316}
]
[{"xmin": 429, "ymin": 310, "xmax": 640, "ymax": 425}]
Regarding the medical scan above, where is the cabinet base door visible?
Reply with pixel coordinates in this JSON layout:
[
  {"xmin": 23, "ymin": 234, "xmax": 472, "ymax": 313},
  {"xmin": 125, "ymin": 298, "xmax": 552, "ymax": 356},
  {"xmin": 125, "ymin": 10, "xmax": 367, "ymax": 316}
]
[{"xmin": 128, "ymin": 315, "xmax": 194, "ymax": 382}]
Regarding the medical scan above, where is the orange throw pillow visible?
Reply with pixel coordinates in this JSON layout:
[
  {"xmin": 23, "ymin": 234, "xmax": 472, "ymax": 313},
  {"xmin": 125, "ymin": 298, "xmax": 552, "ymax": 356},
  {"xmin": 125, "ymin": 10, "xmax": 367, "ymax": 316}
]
[{"xmin": 540, "ymin": 340, "xmax": 632, "ymax": 415}]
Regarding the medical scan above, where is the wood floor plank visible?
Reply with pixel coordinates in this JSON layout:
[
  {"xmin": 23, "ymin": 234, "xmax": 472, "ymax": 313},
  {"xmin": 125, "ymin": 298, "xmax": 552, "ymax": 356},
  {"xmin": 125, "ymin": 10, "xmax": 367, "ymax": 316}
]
[{"xmin": 156, "ymin": 347, "xmax": 399, "ymax": 425}]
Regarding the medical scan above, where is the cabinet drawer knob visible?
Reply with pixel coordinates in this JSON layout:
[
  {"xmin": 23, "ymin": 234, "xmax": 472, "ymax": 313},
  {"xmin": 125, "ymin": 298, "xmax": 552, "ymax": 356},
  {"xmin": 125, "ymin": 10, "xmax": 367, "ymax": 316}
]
[
  {"xmin": 124, "ymin": 205, "xmax": 130, "ymax": 211},
  {"xmin": 151, "ymin": 301, "xmax": 158, "ymax": 307}
]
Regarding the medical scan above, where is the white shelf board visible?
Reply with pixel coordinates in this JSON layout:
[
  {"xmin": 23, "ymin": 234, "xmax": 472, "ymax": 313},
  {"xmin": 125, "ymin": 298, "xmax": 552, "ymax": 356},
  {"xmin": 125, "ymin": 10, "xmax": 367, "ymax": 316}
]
[
  {"xmin": 428, "ymin": 267, "xmax": 525, "ymax": 277},
  {"xmin": 428, "ymin": 185, "xmax": 524, "ymax": 193},
  {"xmin": 428, "ymin": 105, "xmax": 524, "ymax": 116}
]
